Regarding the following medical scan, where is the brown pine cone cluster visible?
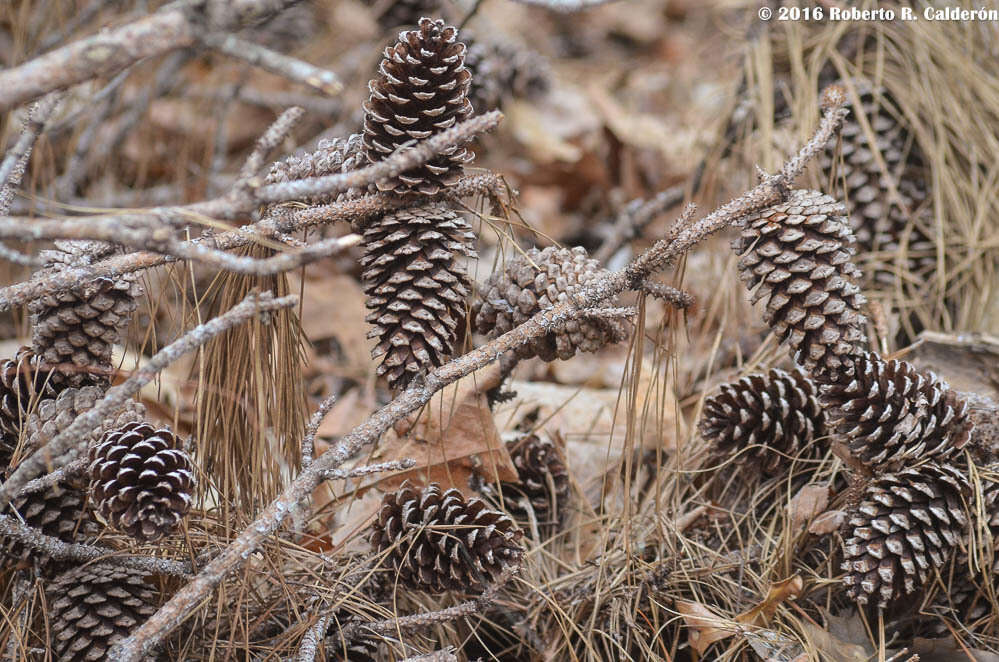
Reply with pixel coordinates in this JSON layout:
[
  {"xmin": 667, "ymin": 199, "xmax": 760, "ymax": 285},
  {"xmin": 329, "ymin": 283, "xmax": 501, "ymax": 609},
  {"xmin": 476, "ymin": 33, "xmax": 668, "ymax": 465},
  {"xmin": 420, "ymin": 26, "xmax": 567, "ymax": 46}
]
[
  {"xmin": 841, "ymin": 463, "xmax": 968, "ymax": 608},
  {"xmin": 46, "ymin": 563, "xmax": 159, "ymax": 662},
  {"xmin": 472, "ymin": 246, "xmax": 631, "ymax": 362},
  {"xmin": 370, "ymin": 482, "xmax": 523, "ymax": 593},
  {"xmin": 733, "ymin": 189, "xmax": 867, "ymax": 376},
  {"xmin": 463, "ymin": 32, "xmax": 551, "ymax": 113},
  {"xmin": 820, "ymin": 352, "xmax": 972, "ymax": 470},
  {"xmin": 361, "ymin": 204, "xmax": 475, "ymax": 390},
  {"xmin": 501, "ymin": 434, "xmax": 570, "ymax": 529},
  {"xmin": 362, "ymin": 18, "xmax": 473, "ymax": 195},
  {"xmin": 89, "ymin": 421, "xmax": 195, "ymax": 542},
  {"xmin": 0, "ymin": 346, "xmax": 55, "ymax": 469},
  {"xmin": 699, "ymin": 368, "xmax": 826, "ymax": 474}
]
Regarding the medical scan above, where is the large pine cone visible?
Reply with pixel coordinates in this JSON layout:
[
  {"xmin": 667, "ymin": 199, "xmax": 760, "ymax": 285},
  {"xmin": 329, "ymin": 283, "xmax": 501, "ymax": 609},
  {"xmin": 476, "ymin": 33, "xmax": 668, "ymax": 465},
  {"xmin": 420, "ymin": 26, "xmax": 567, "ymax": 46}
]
[
  {"xmin": 361, "ymin": 204, "xmax": 475, "ymax": 390},
  {"xmin": 733, "ymin": 189, "xmax": 867, "ymax": 377},
  {"xmin": 89, "ymin": 421, "xmax": 195, "ymax": 542},
  {"xmin": 463, "ymin": 32, "xmax": 550, "ymax": 113},
  {"xmin": 472, "ymin": 246, "xmax": 631, "ymax": 361},
  {"xmin": 819, "ymin": 80, "xmax": 934, "ymax": 279},
  {"xmin": 500, "ymin": 434, "xmax": 570, "ymax": 529},
  {"xmin": 820, "ymin": 352, "xmax": 971, "ymax": 470},
  {"xmin": 841, "ymin": 463, "xmax": 968, "ymax": 608},
  {"xmin": 29, "ymin": 241, "xmax": 139, "ymax": 388},
  {"xmin": 370, "ymin": 482, "xmax": 523, "ymax": 593},
  {"xmin": 362, "ymin": 18, "xmax": 474, "ymax": 195},
  {"xmin": 699, "ymin": 368, "xmax": 826, "ymax": 474},
  {"xmin": 0, "ymin": 346, "xmax": 56, "ymax": 469},
  {"xmin": 47, "ymin": 563, "xmax": 159, "ymax": 662}
]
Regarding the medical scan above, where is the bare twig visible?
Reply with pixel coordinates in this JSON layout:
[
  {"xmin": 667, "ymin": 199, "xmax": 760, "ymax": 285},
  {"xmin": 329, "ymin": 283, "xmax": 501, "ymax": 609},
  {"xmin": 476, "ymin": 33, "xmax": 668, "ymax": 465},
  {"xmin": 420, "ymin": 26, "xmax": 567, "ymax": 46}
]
[
  {"xmin": 399, "ymin": 650, "xmax": 458, "ymax": 662},
  {"xmin": 15, "ymin": 458, "xmax": 88, "ymax": 499},
  {"xmin": 202, "ymin": 32, "xmax": 343, "ymax": 96},
  {"xmin": 639, "ymin": 281, "xmax": 694, "ymax": 309},
  {"xmin": 0, "ymin": 291, "xmax": 299, "ymax": 510},
  {"xmin": 319, "ymin": 458, "xmax": 417, "ymax": 481},
  {"xmin": 295, "ymin": 613, "xmax": 333, "ymax": 662},
  {"xmin": 108, "ymin": 92, "xmax": 848, "ymax": 662},
  {"xmin": 301, "ymin": 394, "xmax": 336, "ymax": 469},
  {"xmin": 0, "ymin": 92, "xmax": 63, "ymax": 216},
  {"xmin": 594, "ymin": 185, "xmax": 685, "ymax": 264},
  {"xmin": 239, "ymin": 106, "xmax": 307, "ymax": 181}
]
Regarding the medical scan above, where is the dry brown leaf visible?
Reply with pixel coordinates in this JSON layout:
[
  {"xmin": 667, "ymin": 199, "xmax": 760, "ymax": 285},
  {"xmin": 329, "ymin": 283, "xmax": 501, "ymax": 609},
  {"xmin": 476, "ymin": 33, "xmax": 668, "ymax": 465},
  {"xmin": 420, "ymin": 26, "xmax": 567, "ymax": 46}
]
[
  {"xmin": 736, "ymin": 576, "xmax": 803, "ymax": 627},
  {"xmin": 290, "ymin": 270, "xmax": 373, "ymax": 378},
  {"xmin": 675, "ymin": 599, "xmax": 735, "ymax": 655},
  {"xmin": 910, "ymin": 637, "xmax": 999, "ymax": 662},
  {"xmin": 809, "ymin": 510, "xmax": 847, "ymax": 536},
  {"xmin": 789, "ymin": 484, "xmax": 831, "ymax": 535},
  {"xmin": 799, "ymin": 611, "xmax": 873, "ymax": 662}
]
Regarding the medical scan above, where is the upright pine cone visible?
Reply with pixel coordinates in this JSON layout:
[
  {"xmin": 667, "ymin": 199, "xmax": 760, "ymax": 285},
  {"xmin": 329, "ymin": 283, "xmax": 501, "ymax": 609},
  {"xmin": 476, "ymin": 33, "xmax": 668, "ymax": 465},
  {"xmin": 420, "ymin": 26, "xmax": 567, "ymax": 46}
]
[
  {"xmin": 371, "ymin": 0, "xmax": 442, "ymax": 30},
  {"xmin": 463, "ymin": 32, "xmax": 550, "ymax": 113},
  {"xmin": 841, "ymin": 463, "xmax": 968, "ymax": 608},
  {"xmin": 47, "ymin": 563, "xmax": 159, "ymax": 662},
  {"xmin": 29, "ymin": 241, "xmax": 140, "ymax": 388},
  {"xmin": 0, "ymin": 346, "xmax": 55, "ymax": 469},
  {"xmin": 820, "ymin": 352, "xmax": 971, "ymax": 470},
  {"xmin": 501, "ymin": 434, "xmax": 570, "ymax": 528},
  {"xmin": 699, "ymin": 368, "xmax": 826, "ymax": 474},
  {"xmin": 361, "ymin": 204, "xmax": 475, "ymax": 390},
  {"xmin": 819, "ymin": 80, "xmax": 934, "ymax": 278},
  {"xmin": 362, "ymin": 18, "xmax": 473, "ymax": 195},
  {"xmin": 733, "ymin": 189, "xmax": 867, "ymax": 376},
  {"xmin": 472, "ymin": 246, "xmax": 631, "ymax": 362},
  {"xmin": 370, "ymin": 482, "xmax": 523, "ymax": 593},
  {"xmin": 89, "ymin": 421, "xmax": 195, "ymax": 542}
]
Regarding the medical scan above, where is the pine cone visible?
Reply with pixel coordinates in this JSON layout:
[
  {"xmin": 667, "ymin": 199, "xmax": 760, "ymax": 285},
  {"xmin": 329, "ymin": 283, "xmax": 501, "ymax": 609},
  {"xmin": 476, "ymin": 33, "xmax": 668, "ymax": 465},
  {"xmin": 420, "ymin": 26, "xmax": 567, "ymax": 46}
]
[
  {"xmin": 501, "ymin": 434, "xmax": 570, "ymax": 528},
  {"xmin": 371, "ymin": 0, "xmax": 442, "ymax": 30},
  {"xmin": 471, "ymin": 246, "xmax": 631, "ymax": 361},
  {"xmin": 463, "ymin": 33, "xmax": 550, "ymax": 113},
  {"xmin": 47, "ymin": 563, "xmax": 159, "ymax": 662},
  {"xmin": 370, "ymin": 482, "xmax": 523, "ymax": 593},
  {"xmin": 699, "ymin": 368, "xmax": 826, "ymax": 474},
  {"xmin": 820, "ymin": 352, "xmax": 971, "ymax": 469},
  {"xmin": 0, "ymin": 346, "xmax": 56, "ymax": 469},
  {"xmin": 819, "ymin": 80, "xmax": 934, "ymax": 279},
  {"xmin": 361, "ymin": 204, "xmax": 475, "ymax": 390},
  {"xmin": 733, "ymin": 189, "xmax": 867, "ymax": 376},
  {"xmin": 362, "ymin": 18, "xmax": 473, "ymax": 195},
  {"xmin": 4, "ymin": 479, "xmax": 98, "ymax": 565},
  {"xmin": 30, "ymin": 241, "xmax": 140, "ymax": 388},
  {"xmin": 24, "ymin": 385, "xmax": 146, "ymax": 454},
  {"xmin": 265, "ymin": 133, "xmax": 365, "ymax": 203},
  {"xmin": 841, "ymin": 463, "xmax": 969, "ymax": 608},
  {"xmin": 89, "ymin": 421, "xmax": 195, "ymax": 542}
]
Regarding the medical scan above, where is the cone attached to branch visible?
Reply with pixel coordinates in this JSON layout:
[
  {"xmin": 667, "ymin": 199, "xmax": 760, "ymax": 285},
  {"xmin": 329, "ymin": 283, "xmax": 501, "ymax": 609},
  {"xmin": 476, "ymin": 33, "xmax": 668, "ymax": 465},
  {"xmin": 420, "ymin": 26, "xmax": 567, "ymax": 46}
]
[
  {"xmin": 733, "ymin": 189, "xmax": 866, "ymax": 377},
  {"xmin": 362, "ymin": 18, "xmax": 474, "ymax": 195},
  {"xmin": 47, "ymin": 563, "xmax": 159, "ymax": 662},
  {"xmin": 841, "ymin": 462, "xmax": 968, "ymax": 608},
  {"xmin": 0, "ymin": 346, "xmax": 55, "ymax": 469},
  {"xmin": 472, "ymin": 246, "xmax": 631, "ymax": 362},
  {"xmin": 820, "ymin": 352, "xmax": 972, "ymax": 470},
  {"xmin": 89, "ymin": 421, "xmax": 195, "ymax": 542},
  {"xmin": 500, "ymin": 433, "xmax": 570, "ymax": 529},
  {"xmin": 699, "ymin": 368, "xmax": 827, "ymax": 474},
  {"xmin": 361, "ymin": 204, "xmax": 475, "ymax": 390},
  {"xmin": 265, "ymin": 133, "xmax": 365, "ymax": 203},
  {"xmin": 370, "ymin": 482, "xmax": 523, "ymax": 593},
  {"xmin": 29, "ymin": 241, "xmax": 140, "ymax": 388}
]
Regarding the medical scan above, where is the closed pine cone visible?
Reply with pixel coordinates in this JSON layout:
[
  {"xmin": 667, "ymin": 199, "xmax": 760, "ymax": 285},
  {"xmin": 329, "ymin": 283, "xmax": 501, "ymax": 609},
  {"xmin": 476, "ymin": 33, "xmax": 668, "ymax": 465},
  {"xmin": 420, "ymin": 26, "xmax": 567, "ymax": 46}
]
[
  {"xmin": 29, "ymin": 241, "xmax": 140, "ymax": 388},
  {"xmin": 501, "ymin": 433, "xmax": 570, "ymax": 528},
  {"xmin": 265, "ymin": 133, "xmax": 365, "ymax": 204},
  {"xmin": 819, "ymin": 352, "xmax": 972, "ymax": 470},
  {"xmin": 733, "ymin": 189, "xmax": 867, "ymax": 377},
  {"xmin": 370, "ymin": 482, "xmax": 523, "ymax": 593},
  {"xmin": 362, "ymin": 18, "xmax": 473, "ymax": 195},
  {"xmin": 361, "ymin": 204, "xmax": 475, "ymax": 390},
  {"xmin": 24, "ymin": 385, "xmax": 146, "ymax": 454},
  {"xmin": 841, "ymin": 462, "xmax": 968, "ymax": 608},
  {"xmin": 89, "ymin": 421, "xmax": 195, "ymax": 542},
  {"xmin": 47, "ymin": 563, "xmax": 159, "ymax": 662},
  {"xmin": 699, "ymin": 368, "xmax": 826, "ymax": 475},
  {"xmin": 0, "ymin": 346, "xmax": 55, "ymax": 469},
  {"xmin": 472, "ymin": 246, "xmax": 631, "ymax": 361}
]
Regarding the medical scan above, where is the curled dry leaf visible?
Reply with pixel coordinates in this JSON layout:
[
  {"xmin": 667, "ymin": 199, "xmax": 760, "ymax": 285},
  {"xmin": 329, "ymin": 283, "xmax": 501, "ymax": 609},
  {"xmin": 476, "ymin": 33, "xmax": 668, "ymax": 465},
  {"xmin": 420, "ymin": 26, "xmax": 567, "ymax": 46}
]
[
  {"xmin": 808, "ymin": 509, "xmax": 846, "ymax": 535},
  {"xmin": 789, "ymin": 484, "xmax": 831, "ymax": 535},
  {"xmin": 736, "ymin": 575, "xmax": 803, "ymax": 627},
  {"xmin": 675, "ymin": 599, "xmax": 735, "ymax": 655}
]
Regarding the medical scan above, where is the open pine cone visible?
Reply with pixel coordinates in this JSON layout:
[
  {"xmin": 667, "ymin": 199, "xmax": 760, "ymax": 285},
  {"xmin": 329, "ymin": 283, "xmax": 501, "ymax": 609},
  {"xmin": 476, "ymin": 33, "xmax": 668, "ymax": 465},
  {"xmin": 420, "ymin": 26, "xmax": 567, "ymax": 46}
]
[
  {"xmin": 370, "ymin": 482, "xmax": 523, "ymax": 593},
  {"xmin": 841, "ymin": 462, "xmax": 969, "ymax": 608},
  {"xmin": 0, "ymin": 346, "xmax": 55, "ymax": 469},
  {"xmin": 89, "ymin": 421, "xmax": 195, "ymax": 542},
  {"xmin": 500, "ymin": 433, "xmax": 570, "ymax": 529},
  {"xmin": 472, "ymin": 246, "xmax": 631, "ymax": 361},
  {"xmin": 362, "ymin": 17, "xmax": 473, "ymax": 195},
  {"xmin": 699, "ymin": 368, "xmax": 827, "ymax": 474},
  {"xmin": 733, "ymin": 189, "xmax": 866, "ymax": 377},
  {"xmin": 4, "ymin": 479, "xmax": 98, "ymax": 567},
  {"xmin": 361, "ymin": 204, "xmax": 476, "ymax": 390}
]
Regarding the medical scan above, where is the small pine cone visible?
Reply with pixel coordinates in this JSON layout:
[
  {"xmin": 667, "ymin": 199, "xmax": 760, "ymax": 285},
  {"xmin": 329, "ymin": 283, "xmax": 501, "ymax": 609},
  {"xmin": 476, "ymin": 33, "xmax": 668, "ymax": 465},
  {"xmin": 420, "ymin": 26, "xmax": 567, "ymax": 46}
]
[
  {"xmin": 361, "ymin": 205, "xmax": 475, "ymax": 390},
  {"xmin": 0, "ymin": 346, "xmax": 56, "ymax": 469},
  {"xmin": 501, "ymin": 434, "xmax": 570, "ymax": 527},
  {"xmin": 362, "ymin": 18, "xmax": 474, "ymax": 195},
  {"xmin": 699, "ymin": 368, "xmax": 826, "ymax": 474},
  {"xmin": 472, "ymin": 246, "xmax": 631, "ymax": 362},
  {"xmin": 841, "ymin": 463, "xmax": 969, "ymax": 608},
  {"xmin": 265, "ymin": 133, "xmax": 365, "ymax": 203},
  {"xmin": 733, "ymin": 189, "xmax": 867, "ymax": 376},
  {"xmin": 463, "ymin": 33, "xmax": 551, "ymax": 113},
  {"xmin": 89, "ymin": 421, "xmax": 195, "ymax": 542},
  {"xmin": 370, "ymin": 482, "xmax": 523, "ymax": 593},
  {"xmin": 819, "ymin": 80, "xmax": 934, "ymax": 277},
  {"xmin": 820, "ymin": 352, "xmax": 972, "ymax": 469},
  {"xmin": 24, "ymin": 386, "xmax": 146, "ymax": 454},
  {"xmin": 371, "ymin": 0, "xmax": 442, "ymax": 30},
  {"xmin": 47, "ymin": 563, "xmax": 159, "ymax": 662},
  {"xmin": 4, "ymin": 479, "xmax": 98, "ymax": 564},
  {"xmin": 30, "ymin": 241, "xmax": 140, "ymax": 388}
]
